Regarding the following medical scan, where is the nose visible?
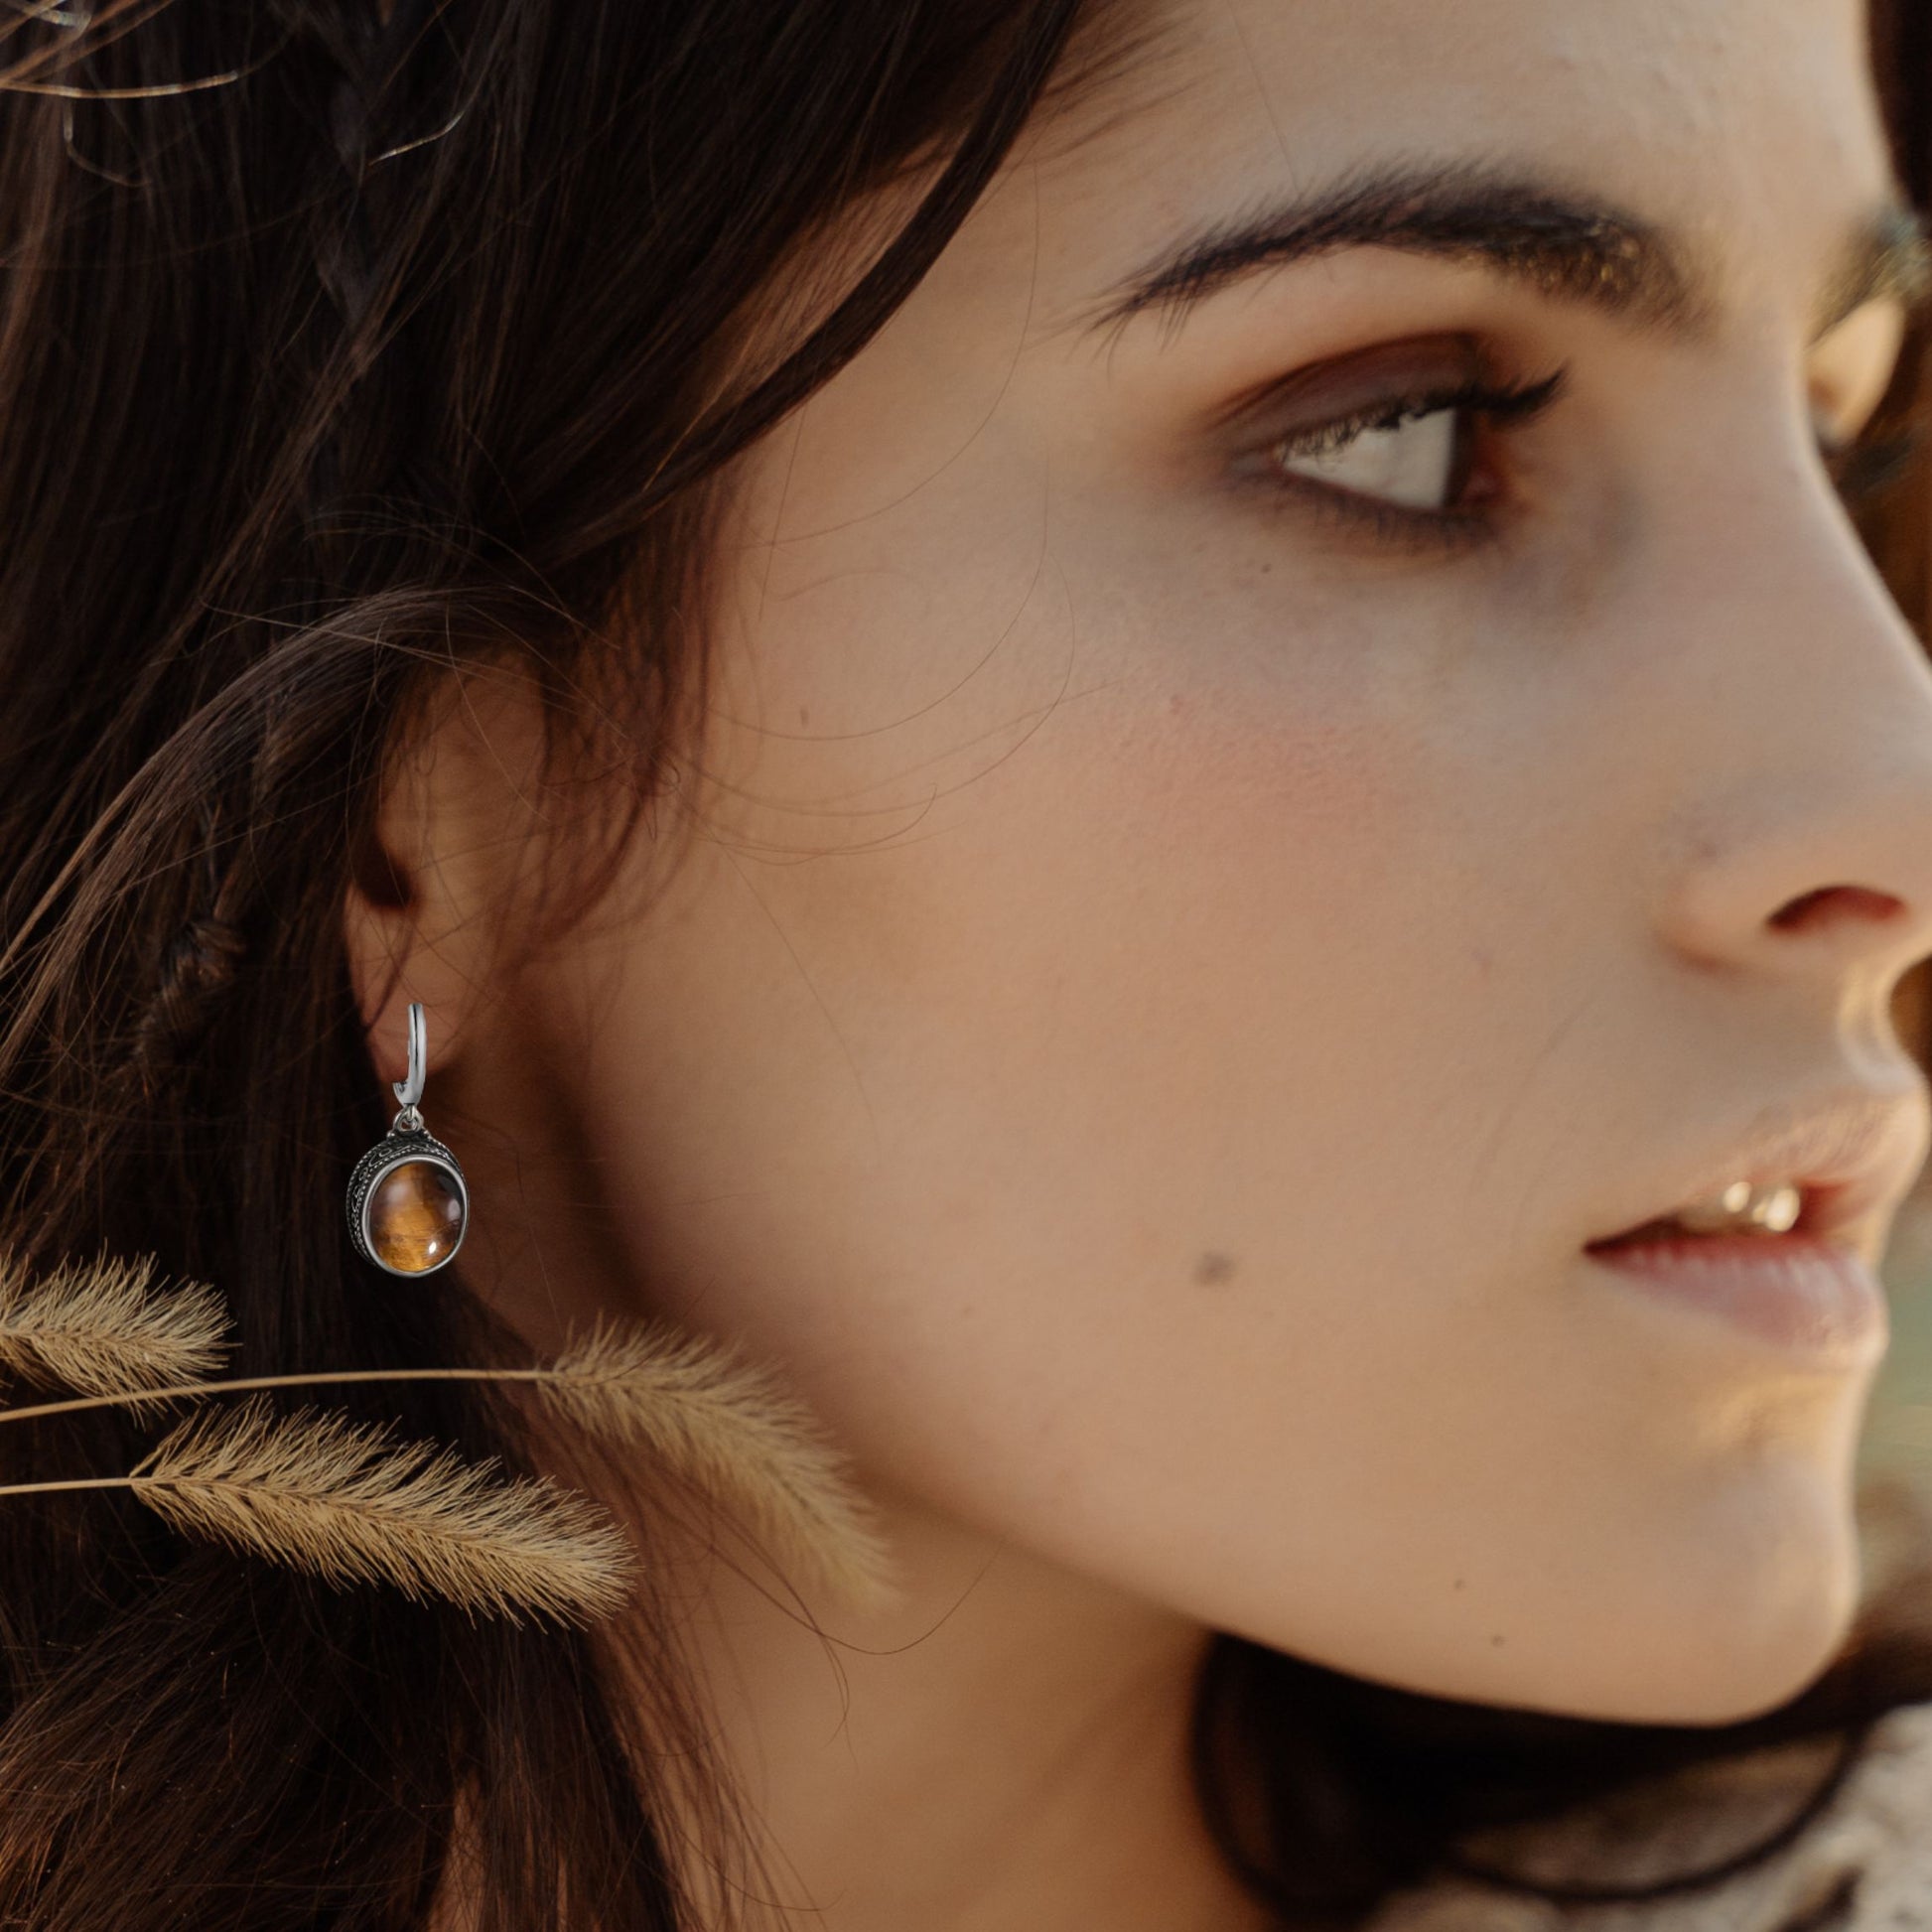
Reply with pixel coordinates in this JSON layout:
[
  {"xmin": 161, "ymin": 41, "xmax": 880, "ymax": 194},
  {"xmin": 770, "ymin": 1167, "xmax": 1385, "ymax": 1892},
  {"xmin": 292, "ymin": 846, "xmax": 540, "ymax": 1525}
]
[{"xmin": 1652, "ymin": 460, "xmax": 1932, "ymax": 1008}]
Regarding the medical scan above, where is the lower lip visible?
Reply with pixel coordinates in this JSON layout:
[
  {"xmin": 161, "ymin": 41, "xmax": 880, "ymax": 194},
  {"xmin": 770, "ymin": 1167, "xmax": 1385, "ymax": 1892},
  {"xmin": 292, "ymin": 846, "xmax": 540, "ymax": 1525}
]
[{"xmin": 1582, "ymin": 1232, "xmax": 1887, "ymax": 1367}]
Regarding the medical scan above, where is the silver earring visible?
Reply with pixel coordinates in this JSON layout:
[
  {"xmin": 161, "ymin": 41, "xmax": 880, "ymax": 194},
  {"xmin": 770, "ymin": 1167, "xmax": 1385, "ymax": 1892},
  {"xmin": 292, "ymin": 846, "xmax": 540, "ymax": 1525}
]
[{"xmin": 346, "ymin": 1002, "xmax": 470, "ymax": 1277}]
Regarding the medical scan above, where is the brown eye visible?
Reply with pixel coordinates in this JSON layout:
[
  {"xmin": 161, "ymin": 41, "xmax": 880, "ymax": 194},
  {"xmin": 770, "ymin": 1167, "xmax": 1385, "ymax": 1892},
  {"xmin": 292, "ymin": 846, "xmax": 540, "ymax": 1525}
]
[
  {"xmin": 1247, "ymin": 364, "xmax": 1567, "ymax": 531},
  {"xmin": 1272, "ymin": 401, "xmax": 1473, "ymax": 511}
]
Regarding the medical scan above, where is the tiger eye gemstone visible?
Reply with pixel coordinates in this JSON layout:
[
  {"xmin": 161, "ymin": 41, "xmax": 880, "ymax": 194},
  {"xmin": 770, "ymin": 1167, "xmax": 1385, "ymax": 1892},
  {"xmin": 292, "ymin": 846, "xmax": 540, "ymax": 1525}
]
[{"xmin": 367, "ymin": 1159, "xmax": 466, "ymax": 1274}]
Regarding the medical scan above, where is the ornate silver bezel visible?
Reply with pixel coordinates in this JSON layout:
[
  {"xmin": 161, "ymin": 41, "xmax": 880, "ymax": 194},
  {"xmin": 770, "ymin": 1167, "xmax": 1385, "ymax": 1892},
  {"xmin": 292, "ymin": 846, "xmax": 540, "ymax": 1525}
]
[{"xmin": 345, "ymin": 1128, "xmax": 469, "ymax": 1278}]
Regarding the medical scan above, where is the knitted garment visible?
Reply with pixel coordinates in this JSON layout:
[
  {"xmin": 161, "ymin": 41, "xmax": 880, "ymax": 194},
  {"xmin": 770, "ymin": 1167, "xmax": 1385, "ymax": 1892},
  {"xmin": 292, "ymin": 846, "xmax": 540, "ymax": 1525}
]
[{"xmin": 1361, "ymin": 1700, "xmax": 1932, "ymax": 1932}]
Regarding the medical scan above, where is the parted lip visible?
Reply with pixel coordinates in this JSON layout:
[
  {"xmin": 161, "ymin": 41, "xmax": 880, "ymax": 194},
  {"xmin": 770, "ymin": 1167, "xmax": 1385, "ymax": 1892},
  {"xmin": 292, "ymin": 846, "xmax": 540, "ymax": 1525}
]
[{"xmin": 1586, "ymin": 1081, "xmax": 1932, "ymax": 1259}]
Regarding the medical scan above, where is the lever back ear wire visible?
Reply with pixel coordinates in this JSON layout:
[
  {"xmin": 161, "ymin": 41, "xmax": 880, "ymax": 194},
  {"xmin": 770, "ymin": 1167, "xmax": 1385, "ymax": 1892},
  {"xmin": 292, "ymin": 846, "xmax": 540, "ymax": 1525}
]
[
  {"xmin": 346, "ymin": 1002, "xmax": 470, "ymax": 1277},
  {"xmin": 391, "ymin": 997, "xmax": 427, "ymax": 1127}
]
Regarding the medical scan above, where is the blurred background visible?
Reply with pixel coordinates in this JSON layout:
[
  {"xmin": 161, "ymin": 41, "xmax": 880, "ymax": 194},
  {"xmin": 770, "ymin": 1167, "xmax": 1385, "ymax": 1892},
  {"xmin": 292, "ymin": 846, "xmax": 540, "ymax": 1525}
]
[{"xmin": 1844, "ymin": 5, "xmax": 1932, "ymax": 1501}]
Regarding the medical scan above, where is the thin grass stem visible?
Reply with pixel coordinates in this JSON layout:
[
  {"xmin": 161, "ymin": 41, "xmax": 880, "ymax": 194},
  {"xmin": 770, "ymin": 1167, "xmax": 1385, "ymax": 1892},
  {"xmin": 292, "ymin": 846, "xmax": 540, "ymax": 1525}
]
[
  {"xmin": 0, "ymin": 1476, "xmax": 135, "ymax": 1497},
  {"xmin": 0, "ymin": 1364, "xmax": 542, "ymax": 1428}
]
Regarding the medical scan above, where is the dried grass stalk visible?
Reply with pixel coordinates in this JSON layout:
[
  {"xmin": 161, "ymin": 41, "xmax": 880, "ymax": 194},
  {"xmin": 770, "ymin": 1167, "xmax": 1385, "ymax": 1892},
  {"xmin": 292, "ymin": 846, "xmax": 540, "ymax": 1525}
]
[
  {"xmin": 0, "ymin": 1250, "xmax": 228, "ymax": 1400},
  {"xmin": 541, "ymin": 1320, "xmax": 892, "ymax": 1602},
  {"xmin": 0, "ymin": 1266, "xmax": 888, "ymax": 1604},
  {"xmin": 129, "ymin": 1396, "xmax": 633, "ymax": 1625}
]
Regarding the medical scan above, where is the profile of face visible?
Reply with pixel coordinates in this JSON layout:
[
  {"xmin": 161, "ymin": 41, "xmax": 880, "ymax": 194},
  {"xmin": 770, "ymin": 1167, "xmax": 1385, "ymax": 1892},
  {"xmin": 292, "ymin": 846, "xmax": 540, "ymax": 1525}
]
[{"xmin": 355, "ymin": 0, "xmax": 1932, "ymax": 1738}]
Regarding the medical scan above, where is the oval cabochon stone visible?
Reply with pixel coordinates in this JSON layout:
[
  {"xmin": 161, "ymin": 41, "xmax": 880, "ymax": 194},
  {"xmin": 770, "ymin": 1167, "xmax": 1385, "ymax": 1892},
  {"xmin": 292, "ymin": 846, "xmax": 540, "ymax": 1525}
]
[{"xmin": 367, "ymin": 1158, "xmax": 466, "ymax": 1273}]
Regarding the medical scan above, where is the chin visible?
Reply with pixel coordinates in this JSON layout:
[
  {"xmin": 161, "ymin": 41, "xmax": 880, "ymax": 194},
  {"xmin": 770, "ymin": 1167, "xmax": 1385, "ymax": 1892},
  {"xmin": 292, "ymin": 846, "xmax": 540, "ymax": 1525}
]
[
  {"xmin": 1567, "ymin": 1615, "xmax": 1858, "ymax": 1728},
  {"xmin": 1539, "ymin": 1494, "xmax": 1865, "ymax": 1727},
  {"xmin": 1224, "ymin": 1458, "xmax": 1871, "ymax": 1728}
]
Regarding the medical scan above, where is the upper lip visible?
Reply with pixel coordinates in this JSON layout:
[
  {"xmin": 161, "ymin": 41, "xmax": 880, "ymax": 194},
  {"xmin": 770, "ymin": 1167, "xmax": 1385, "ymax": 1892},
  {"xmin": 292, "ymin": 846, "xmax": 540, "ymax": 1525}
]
[{"xmin": 1587, "ymin": 1082, "xmax": 1932, "ymax": 1257}]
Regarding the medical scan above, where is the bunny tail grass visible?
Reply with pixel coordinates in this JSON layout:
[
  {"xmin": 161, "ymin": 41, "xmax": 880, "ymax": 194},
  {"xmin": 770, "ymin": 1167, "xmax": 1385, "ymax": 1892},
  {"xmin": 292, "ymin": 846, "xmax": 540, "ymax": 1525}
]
[
  {"xmin": 540, "ymin": 1320, "xmax": 893, "ymax": 1602},
  {"xmin": 0, "ymin": 1250, "xmax": 229, "ymax": 1401},
  {"xmin": 130, "ymin": 1397, "xmax": 634, "ymax": 1625}
]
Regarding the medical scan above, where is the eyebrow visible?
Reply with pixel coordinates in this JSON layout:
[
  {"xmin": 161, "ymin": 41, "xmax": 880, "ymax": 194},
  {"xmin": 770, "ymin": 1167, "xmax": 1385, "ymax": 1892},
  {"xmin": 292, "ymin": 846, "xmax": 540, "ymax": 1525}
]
[{"xmin": 1063, "ymin": 161, "xmax": 1931, "ymax": 349}]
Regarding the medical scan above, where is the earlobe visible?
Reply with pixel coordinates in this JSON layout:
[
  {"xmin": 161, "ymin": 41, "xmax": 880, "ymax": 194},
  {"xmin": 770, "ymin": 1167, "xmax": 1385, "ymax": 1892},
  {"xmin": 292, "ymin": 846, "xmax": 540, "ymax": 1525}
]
[
  {"xmin": 343, "ymin": 812, "xmax": 420, "ymax": 1088},
  {"xmin": 341, "ymin": 665, "xmax": 555, "ymax": 1094}
]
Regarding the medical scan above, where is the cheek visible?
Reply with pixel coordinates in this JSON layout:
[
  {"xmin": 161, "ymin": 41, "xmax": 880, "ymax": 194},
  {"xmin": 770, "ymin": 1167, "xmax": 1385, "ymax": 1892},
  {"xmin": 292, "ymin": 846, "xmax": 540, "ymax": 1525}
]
[
  {"xmin": 612, "ymin": 528, "xmax": 1480, "ymax": 1317},
  {"xmin": 577, "ymin": 512, "xmax": 1867, "ymax": 1725},
  {"xmin": 783, "ymin": 604, "xmax": 1425, "ymax": 1128},
  {"xmin": 717, "ymin": 629, "xmax": 1503, "ymax": 1396},
  {"xmin": 638, "ymin": 497, "xmax": 1553, "ymax": 1449},
  {"xmin": 808, "ymin": 549, "xmax": 1515, "ymax": 1256}
]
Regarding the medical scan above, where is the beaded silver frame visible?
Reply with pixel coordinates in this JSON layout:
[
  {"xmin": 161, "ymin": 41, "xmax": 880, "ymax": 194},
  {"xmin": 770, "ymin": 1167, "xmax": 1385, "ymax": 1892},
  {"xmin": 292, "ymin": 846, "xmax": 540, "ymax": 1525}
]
[{"xmin": 345, "ymin": 1127, "xmax": 469, "ymax": 1278}]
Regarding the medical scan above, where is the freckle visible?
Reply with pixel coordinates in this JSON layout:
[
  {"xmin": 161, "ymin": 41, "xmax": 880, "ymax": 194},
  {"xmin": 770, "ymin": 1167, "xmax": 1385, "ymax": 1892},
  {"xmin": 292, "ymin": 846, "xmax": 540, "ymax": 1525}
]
[
  {"xmin": 1490, "ymin": 1634, "xmax": 1506, "ymax": 1646},
  {"xmin": 1194, "ymin": 1252, "xmax": 1236, "ymax": 1286},
  {"xmin": 798, "ymin": 707, "xmax": 809, "ymax": 727},
  {"xmin": 1452, "ymin": 1578, "xmax": 1466, "ymax": 1591}
]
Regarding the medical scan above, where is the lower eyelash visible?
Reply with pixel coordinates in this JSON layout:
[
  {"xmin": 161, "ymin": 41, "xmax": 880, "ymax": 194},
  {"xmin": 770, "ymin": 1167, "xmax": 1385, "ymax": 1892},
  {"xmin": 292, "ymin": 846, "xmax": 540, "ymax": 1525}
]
[
  {"xmin": 1276, "ymin": 481, "xmax": 1505, "ymax": 558},
  {"xmin": 1830, "ymin": 425, "xmax": 1924, "ymax": 505}
]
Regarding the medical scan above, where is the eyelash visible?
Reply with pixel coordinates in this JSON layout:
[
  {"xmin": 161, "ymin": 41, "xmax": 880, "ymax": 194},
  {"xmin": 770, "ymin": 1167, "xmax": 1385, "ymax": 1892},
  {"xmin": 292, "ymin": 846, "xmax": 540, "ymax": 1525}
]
[
  {"xmin": 1248, "ymin": 368, "xmax": 1568, "ymax": 554},
  {"xmin": 1243, "ymin": 366, "xmax": 1924, "ymax": 553},
  {"xmin": 1826, "ymin": 424, "xmax": 1925, "ymax": 506}
]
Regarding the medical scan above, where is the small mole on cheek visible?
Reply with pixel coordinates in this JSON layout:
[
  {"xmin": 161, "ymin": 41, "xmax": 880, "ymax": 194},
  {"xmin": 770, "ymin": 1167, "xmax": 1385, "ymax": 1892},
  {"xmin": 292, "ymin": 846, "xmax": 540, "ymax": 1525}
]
[
  {"xmin": 1194, "ymin": 1252, "xmax": 1237, "ymax": 1286},
  {"xmin": 1490, "ymin": 1634, "xmax": 1507, "ymax": 1647},
  {"xmin": 1452, "ymin": 1578, "xmax": 1466, "ymax": 1591}
]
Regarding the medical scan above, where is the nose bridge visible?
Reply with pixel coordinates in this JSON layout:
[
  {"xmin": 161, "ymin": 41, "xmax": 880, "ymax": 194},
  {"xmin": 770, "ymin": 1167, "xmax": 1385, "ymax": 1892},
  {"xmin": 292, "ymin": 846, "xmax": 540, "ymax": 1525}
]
[{"xmin": 1652, "ymin": 451, "xmax": 1932, "ymax": 983}]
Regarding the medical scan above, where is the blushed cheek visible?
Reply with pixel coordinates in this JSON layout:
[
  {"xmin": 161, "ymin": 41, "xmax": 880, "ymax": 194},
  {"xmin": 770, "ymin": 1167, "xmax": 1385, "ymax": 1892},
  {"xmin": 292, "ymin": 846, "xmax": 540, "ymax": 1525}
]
[
  {"xmin": 1018, "ymin": 593, "xmax": 1432, "ymax": 988},
  {"xmin": 983, "ymin": 687, "xmax": 1399, "ymax": 955},
  {"xmin": 834, "ymin": 657, "xmax": 1444, "ymax": 1200},
  {"xmin": 1126, "ymin": 691, "xmax": 1408, "ymax": 896},
  {"xmin": 1029, "ymin": 517, "xmax": 1448, "ymax": 891},
  {"xmin": 685, "ymin": 494, "xmax": 1512, "ymax": 1291}
]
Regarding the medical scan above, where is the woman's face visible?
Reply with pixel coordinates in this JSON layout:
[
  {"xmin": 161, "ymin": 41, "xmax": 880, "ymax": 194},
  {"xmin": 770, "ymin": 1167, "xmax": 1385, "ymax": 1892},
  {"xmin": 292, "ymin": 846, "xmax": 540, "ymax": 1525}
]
[{"xmin": 440, "ymin": 0, "xmax": 1932, "ymax": 1722}]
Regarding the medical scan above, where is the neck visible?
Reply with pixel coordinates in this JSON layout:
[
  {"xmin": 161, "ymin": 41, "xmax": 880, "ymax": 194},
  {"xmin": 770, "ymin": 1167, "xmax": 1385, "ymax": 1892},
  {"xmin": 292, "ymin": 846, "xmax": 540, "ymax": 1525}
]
[{"xmin": 664, "ymin": 1490, "xmax": 1276, "ymax": 1932}]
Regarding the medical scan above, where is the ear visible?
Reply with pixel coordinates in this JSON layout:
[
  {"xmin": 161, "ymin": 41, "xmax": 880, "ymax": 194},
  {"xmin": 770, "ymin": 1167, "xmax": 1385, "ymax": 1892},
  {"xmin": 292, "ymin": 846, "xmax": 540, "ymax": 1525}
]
[{"xmin": 343, "ymin": 663, "xmax": 554, "ymax": 1093}]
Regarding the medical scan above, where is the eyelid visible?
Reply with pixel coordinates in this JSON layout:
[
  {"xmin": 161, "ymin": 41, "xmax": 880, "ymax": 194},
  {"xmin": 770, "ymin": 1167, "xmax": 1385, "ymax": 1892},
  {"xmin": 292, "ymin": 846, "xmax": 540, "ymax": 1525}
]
[
  {"xmin": 1265, "ymin": 367, "xmax": 1566, "ymax": 464},
  {"xmin": 1208, "ymin": 331, "xmax": 1497, "ymax": 440},
  {"xmin": 1220, "ymin": 345, "xmax": 1567, "ymax": 557}
]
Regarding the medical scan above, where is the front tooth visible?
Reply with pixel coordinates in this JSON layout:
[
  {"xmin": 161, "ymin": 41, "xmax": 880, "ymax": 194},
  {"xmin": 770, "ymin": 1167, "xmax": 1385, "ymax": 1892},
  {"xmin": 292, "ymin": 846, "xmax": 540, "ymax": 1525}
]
[
  {"xmin": 1674, "ymin": 1183, "xmax": 1753, "ymax": 1233},
  {"xmin": 1673, "ymin": 1180, "xmax": 1800, "ymax": 1235},
  {"xmin": 1746, "ymin": 1182, "xmax": 1802, "ymax": 1233}
]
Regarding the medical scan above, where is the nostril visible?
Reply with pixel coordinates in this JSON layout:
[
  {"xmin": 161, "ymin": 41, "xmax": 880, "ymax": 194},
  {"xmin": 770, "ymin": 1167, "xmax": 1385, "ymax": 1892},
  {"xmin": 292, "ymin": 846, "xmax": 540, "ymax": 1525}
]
[{"xmin": 1769, "ymin": 884, "xmax": 1905, "ymax": 932}]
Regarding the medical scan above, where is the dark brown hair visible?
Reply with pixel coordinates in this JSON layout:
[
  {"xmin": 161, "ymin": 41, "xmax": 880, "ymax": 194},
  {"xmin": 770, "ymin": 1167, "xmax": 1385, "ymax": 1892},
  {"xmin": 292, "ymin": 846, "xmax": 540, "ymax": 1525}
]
[{"xmin": 0, "ymin": 4, "xmax": 1928, "ymax": 1929}]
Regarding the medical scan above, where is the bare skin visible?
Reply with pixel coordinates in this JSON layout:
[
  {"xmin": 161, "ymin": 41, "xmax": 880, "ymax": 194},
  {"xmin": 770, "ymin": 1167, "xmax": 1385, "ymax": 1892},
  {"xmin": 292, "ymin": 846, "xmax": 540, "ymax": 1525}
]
[{"xmin": 352, "ymin": 1, "xmax": 1932, "ymax": 1926}]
